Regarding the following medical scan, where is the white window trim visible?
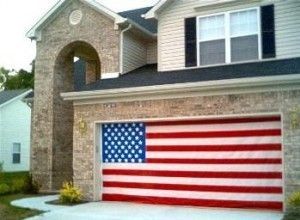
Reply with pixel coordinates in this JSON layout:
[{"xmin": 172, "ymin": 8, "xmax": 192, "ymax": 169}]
[
  {"xmin": 12, "ymin": 143, "xmax": 21, "ymax": 164},
  {"xmin": 196, "ymin": 7, "xmax": 262, "ymax": 66}
]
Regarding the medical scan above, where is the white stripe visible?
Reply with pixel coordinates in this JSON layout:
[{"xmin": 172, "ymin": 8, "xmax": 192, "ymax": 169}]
[
  {"xmin": 147, "ymin": 151, "xmax": 281, "ymax": 159},
  {"xmin": 103, "ymin": 187, "xmax": 283, "ymax": 202},
  {"xmin": 146, "ymin": 136, "xmax": 281, "ymax": 146},
  {"xmin": 147, "ymin": 121, "xmax": 281, "ymax": 133},
  {"xmin": 103, "ymin": 164, "xmax": 282, "ymax": 172},
  {"xmin": 103, "ymin": 175, "xmax": 283, "ymax": 187}
]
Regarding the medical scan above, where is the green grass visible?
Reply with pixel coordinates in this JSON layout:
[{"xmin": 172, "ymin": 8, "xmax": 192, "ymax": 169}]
[{"xmin": 0, "ymin": 194, "xmax": 43, "ymax": 220}]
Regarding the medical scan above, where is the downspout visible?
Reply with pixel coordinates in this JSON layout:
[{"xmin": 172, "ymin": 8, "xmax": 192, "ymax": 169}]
[{"xmin": 119, "ymin": 24, "xmax": 132, "ymax": 74}]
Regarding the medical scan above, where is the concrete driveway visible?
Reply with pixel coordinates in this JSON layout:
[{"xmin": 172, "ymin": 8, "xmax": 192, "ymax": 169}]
[{"xmin": 12, "ymin": 196, "xmax": 284, "ymax": 220}]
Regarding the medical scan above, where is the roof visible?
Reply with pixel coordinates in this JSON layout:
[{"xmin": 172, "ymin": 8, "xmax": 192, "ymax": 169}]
[
  {"xmin": 0, "ymin": 89, "xmax": 31, "ymax": 107},
  {"xmin": 26, "ymin": 0, "xmax": 156, "ymax": 40},
  {"xmin": 76, "ymin": 58, "xmax": 300, "ymax": 92},
  {"xmin": 119, "ymin": 7, "xmax": 157, "ymax": 34}
]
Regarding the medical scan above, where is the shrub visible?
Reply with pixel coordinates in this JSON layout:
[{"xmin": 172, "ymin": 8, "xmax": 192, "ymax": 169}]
[
  {"xmin": 0, "ymin": 183, "xmax": 10, "ymax": 195},
  {"xmin": 289, "ymin": 191, "xmax": 300, "ymax": 207},
  {"xmin": 59, "ymin": 182, "xmax": 82, "ymax": 204},
  {"xmin": 23, "ymin": 174, "xmax": 40, "ymax": 194},
  {"xmin": 11, "ymin": 179, "xmax": 25, "ymax": 193}
]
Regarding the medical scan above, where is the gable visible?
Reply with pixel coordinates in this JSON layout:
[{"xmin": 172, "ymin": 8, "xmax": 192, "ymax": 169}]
[
  {"xmin": 26, "ymin": 0, "xmax": 126, "ymax": 40},
  {"xmin": 144, "ymin": 0, "xmax": 240, "ymax": 19}
]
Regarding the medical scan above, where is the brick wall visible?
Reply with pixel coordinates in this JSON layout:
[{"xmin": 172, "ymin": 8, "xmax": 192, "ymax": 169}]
[
  {"xmin": 73, "ymin": 90, "xmax": 300, "ymax": 205},
  {"xmin": 31, "ymin": 0, "xmax": 120, "ymax": 191}
]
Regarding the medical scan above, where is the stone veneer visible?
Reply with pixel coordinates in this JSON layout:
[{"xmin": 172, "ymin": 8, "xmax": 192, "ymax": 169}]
[
  {"xmin": 31, "ymin": 0, "xmax": 120, "ymax": 191},
  {"xmin": 73, "ymin": 90, "xmax": 300, "ymax": 204}
]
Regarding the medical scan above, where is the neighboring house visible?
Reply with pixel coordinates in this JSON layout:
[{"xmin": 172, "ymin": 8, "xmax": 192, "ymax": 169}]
[
  {"xmin": 0, "ymin": 89, "xmax": 32, "ymax": 172},
  {"xmin": 27, "ymin": 0, "xmax": 300, "ymax": 212}
]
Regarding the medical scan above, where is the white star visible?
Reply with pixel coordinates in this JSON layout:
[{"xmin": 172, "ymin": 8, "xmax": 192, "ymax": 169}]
[
  {"xmin": 108, "ymin": 154, "xmax": 112, "ymax": 158},
  {"xmin": 121, "ymin": 128, "xmax": 125, "ymax": 132},
  {"xmin": 128, "ymin": 145, "xmax": 132, "ymax": 149},
  {"xmin": 108, "ymin": 146, "xmax": 111, "ymax": 149},
  {"xmin": 117, "ymin": 132, "xmax": 121, "ymax": 137},
  {"xmin": 124, "ymin": 159, "xmax": 128, "ymax": 163},
  {"xmin": 118, "ymin": 124, "xmax": 122, "ymax": 127},
  {"xmin": 138, "ymin": 140, "xmax": 143, "ymax": 145},
  {"xmin": 132, "ymin": 131, "xmax": 136, "ymax": 136},
  {"xmin": 135, "ymin": 145, "xmax": 139, "ymax": 149},
  {"xmin": 111, "ymin": 141, "xmax": 115, "ymax": 145},
  {"xmin": 111, "ymin": 132, "xmax": 115, "ymax": 136},
  {"xmin": 114, "ymin": 154, "xmax": 119, "ymax": 158},
  {"xmin": 107, "ymin": 128, "xmax": 111, "ymax": 132},
  {"xmin": 131, "ymin": 141, "xmax": 135, "ymax": 145},
  {"xmin": 135, "ymin": 136, "xmax": 139, "ymax": 140},
  {"xmin": 128, "ymin": 136, "xmax": 132, "ymax": 140},
  {"xmin": 124, "ymin": 149, "xmax": 128, "ymax": 154},
  {"xmin": 110, "ymin": 124, "xmax": 114, "ymax": 128},
  {"xmin": 124, "ymin": 141, "xmax": 129, "ymax": 145},
  {"xmin": 108, "ymin": 137, "xmax": 112, "ymax": 141},
  {"xmin": 117, "ymin": 141, "xmax": 121, "ymax": 145},
  {"xmin": 131, "ymin": 159, "xmax": 135, "ymax": 163},
  {"xmin": 138, "ymin": 149, "xmax": 143, "ymax": 154},
  {"xmin": 118, "ymin": 150, "xmax": 121, "ymax": 153},
  {"xmin": 131, "ymin": 149, "xmax": 135, "ymax": 154},
  {"xmin": 121, "ymin": 154, "xmax": 125, "ymax": 158},
  {"xmin": 128, "ymin": 127, "xmax": 132, "ymax": 132},
  {"xmin": 121, "ymin": 136, "xmax": 125, "ymax": 141},
  {"xmin": 135, "ymin": 127, "xmax": 140, "ymax": 131},
  {"xmin": 139, "ymin": 131, "xmax": 143, "ymax": 135},
  {"xmin": 139, "ymin": 123, "xmax": 143, "ymax": 127},
  {"xmin": 128, "ymin": 154, "xmax": 132, "ymax": 158},
  {"xmin": 104, "ymin": 141, "xmax": 108, "ymax": 145},
  {"xmin": 118, "ymin": 159, "xmax": 122, "ymax": 162},
  {"xmin": 104, "ymin": 150, "xmax": 108, "ymax": 154},
  {"xmin": 138, "ymin": 159, "xmax": 143, "ymax": 163},
  {"xmin": 121, "ymin": 145, "xmax": 125, "ymax": 149},
  {"xmin": 114, "ymin": 128, "xmax": 118, "ymax": 132},
  {"xmin": 105, "ymin": 159, "xmax": 109, "ymax": 162},
  {"xmin": 125, "ymin": 123, "xmax": 129, "ymax": 127},
  {"xmin": 111, "ymin": 150, "xmax": 115, "ymax": 153},
  {"xmin": 104, "ymin": 133, "xmax": 108, "ymax": 137},
  {"xmin": 134, "ymin": 154, "xmax": 139, "ymax": 158},
  {"xmin": 111, "ymin": 159, "xmax": 115, "ymax": 162},
  {"xmin": 124, "ymin": 132, "xmax": 128, "ymax": 136},
  {"xmin": 104, "ymin": 124, "xmax": 108, "ymax": 128}
]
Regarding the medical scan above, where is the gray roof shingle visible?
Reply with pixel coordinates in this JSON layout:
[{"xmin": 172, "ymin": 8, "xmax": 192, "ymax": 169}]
[
  {"xmin": 119, "ymin": 7, "xmax": 157, "ymax": 34},
  {"xmin": 0, "ymin": 89, "xmax": 29, "ymax": 106},
  {"xmin": 77, "ymin": 57, "xmax": 300, "ymax": 92}
]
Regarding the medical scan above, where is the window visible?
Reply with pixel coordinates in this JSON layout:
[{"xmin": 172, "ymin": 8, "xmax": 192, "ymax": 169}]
[
  {"xmin": 197, "ymin": 8, "xmax": 260, "ymax": 66},
  {"xmin": 12, "ymin": 143, "xmax": 21, "ymax": 164}
]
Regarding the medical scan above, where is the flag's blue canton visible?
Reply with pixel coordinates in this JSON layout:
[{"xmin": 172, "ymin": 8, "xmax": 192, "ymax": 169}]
[{"xmin": 102, "ymin": 122, "xmax": 146, "ymax": 163}]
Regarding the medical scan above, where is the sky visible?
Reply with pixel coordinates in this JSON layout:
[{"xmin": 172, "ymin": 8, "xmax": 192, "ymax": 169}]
[{"xmin": 0, "ymin": 0, "xmax": 159, "ymax": 72}]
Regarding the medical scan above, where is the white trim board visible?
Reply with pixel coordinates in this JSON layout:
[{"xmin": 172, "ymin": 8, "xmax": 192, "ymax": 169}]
[{"xmin": 60, "ymin": 74, "xmax": 300, "ymax": 105}]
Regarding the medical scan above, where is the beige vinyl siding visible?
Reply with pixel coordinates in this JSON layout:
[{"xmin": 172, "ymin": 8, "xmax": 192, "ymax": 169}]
[
  {"xmin": 123, "ymin": 31, "xmax": 147, "ymax": 74},
  {"xmin": 158, "ymin": 0, "xmax": 300, "ymax": 71},
  {"xmin": 147, "ymin": 41, "xmax": 158, "ymax": 64}
]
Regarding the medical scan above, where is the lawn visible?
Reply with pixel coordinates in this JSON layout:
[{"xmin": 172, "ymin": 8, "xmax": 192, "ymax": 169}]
[
  {"xmin": 0, "ymin": 194, "xmax": 42, "ymax": 220},
  {"xmin": 0, "ymin": 172, "xmax": 43, "ymax": 219}
]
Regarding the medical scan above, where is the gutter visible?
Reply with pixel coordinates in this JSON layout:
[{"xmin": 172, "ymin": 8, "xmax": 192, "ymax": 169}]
[
  {"xmin": 119, "ymin": 24, "xmax": 132, "ymax": 74},
  {"xmin": 61, "ymin": 74, "xmax": 300, "ymax": 104}
]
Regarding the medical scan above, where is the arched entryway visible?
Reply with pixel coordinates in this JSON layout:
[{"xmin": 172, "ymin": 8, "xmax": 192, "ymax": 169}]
[{"xmin": 51, "ymin": 41, "xmax": 101, "ymax": 189}]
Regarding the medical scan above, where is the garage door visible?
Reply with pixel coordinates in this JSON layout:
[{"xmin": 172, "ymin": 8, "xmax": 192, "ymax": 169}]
[{"xmin": 101, "ymin": 115, "xmax": 283, "ymax": 211}]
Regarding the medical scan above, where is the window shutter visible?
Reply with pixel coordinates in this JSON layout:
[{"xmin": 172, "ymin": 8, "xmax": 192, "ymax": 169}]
[
  {"xmin": 185, "ymin": 17, "xmax": 197, "ymax": 67},
  {"xmin": 261, "ymin": 5, "xmax": 276, "ymax": 59}
]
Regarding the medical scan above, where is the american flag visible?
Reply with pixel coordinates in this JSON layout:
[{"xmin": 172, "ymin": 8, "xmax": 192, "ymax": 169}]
[{"xmin": 101, "ymin": 116, "xmax": 283, "ymax": 211}]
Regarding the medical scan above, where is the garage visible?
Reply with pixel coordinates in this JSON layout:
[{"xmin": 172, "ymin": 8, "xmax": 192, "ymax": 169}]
[{"xmin": 100, "ymin": 115, "xmax": 283, "ymax": 211}]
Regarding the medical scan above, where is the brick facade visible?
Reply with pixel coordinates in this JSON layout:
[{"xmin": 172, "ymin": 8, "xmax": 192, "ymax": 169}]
[
  {"xmin": 31, "ymin": 0, "xmax": 120, "ymax": 191},
  {"xmin": 73, "ymin": 90, "xmax": 300, "ymax": 203}
]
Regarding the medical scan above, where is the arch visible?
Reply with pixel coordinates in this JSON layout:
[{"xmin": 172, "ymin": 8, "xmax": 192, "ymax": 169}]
[
  {"xmin": 54, "ymin": 41, "xmax": 102, "ymax": 91},
  {"xmin": 50, "ymin": 41, "xmax": 101, "ymax": 189}
]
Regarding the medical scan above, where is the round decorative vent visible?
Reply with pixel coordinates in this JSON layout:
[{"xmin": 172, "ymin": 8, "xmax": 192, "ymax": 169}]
[{"xmin": 69, "ymin": 10, "xmax": 83, "ymax": 25}]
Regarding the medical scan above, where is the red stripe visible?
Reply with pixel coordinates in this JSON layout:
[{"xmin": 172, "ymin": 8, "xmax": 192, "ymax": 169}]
[
  {"xmin": 146, "ymin": 116, "xmax": 281, "ymax": 126},
  {"xmin": 146, "ymin": 129, "xmax": 281, "ymax": 139},
  {"xmin": 147, "ymin": 144, "xmax": 281, "ymax": 152},
  {"xmin": 103, "ymin": 182, "xmax": 282, "ymax": 194},
  {"xmin": 102, "ymin": 194, "xmax": 283, "ymax": 211},
  {"xmin": 103, "ymin": 169, "xmax": 281, "ymax": 179},
  {"xmin": 147, "ymin": 158, "xmax": 282, "ymax": 164}
]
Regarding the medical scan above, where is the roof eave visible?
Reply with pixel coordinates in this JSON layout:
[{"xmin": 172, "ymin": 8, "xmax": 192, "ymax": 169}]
[{"xmin": 61, "ymin": 74, "xmax": 300, "ymax": 104}]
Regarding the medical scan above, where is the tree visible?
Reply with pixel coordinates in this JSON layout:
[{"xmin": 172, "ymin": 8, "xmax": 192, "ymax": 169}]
[{"xmin": 0, "ymin": 63, "xmax": 34, "ymax": 90}]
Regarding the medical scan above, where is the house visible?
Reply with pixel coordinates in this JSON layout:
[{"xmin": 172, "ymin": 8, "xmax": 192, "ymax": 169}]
[
  {"xmin": 0, "ymin": 89, "xmax": 32, "ymax": 172},
  {"xmin": 27, "ymin": 0, "xmax": 300, "ymax": 212}
]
